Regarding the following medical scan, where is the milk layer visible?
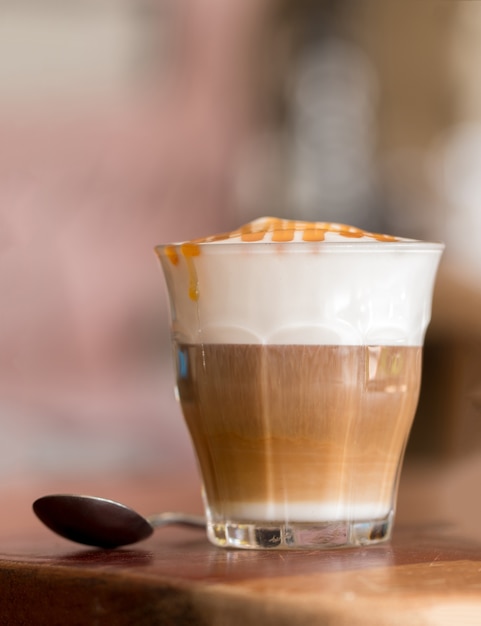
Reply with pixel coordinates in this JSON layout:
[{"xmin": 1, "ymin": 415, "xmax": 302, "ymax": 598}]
[
  {"xmin": 209, "ymin": 501, "xmax": 391, "ymax": 523},
  {"xmin": 157, "ymin": 217, "xmax": 444, "ymax": 347}
]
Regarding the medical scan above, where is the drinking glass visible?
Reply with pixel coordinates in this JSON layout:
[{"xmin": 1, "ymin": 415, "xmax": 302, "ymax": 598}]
[{"xmin": 156, "ymin": 222, "xmax": 443, "ymax": 549}]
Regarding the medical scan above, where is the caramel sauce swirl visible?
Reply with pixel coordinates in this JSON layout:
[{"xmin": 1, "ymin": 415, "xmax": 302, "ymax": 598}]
[{"xmin": 191, "ymin": 217, "xmax": 400, "ymax": 245}]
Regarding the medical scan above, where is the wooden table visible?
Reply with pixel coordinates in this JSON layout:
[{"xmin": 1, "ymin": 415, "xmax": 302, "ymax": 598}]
[{"xmin": 0, "ymin": 464, "xmax": 480, "ymax": 625}]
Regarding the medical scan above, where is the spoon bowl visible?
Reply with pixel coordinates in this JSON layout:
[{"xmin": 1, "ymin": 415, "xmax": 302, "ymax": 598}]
[{"xmin": 33, "ymin": 494, "xmax": 205, "ymax": 549}]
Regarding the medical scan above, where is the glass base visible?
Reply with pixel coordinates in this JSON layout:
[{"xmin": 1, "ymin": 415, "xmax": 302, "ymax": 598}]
[{"xmin": 207, "ymin": 513, "xmax": 393, "ymax": 550}]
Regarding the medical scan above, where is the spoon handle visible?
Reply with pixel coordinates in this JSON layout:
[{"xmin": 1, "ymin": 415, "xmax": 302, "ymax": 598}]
[{"xmin": 146, "ymin": 512, "xmax": 206, "ymax": 529}]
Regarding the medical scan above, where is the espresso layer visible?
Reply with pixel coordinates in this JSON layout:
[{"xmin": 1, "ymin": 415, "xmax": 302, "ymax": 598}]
[{"xmin": 176, "ymin": 344, "xmax": 422, "ymax": 522}]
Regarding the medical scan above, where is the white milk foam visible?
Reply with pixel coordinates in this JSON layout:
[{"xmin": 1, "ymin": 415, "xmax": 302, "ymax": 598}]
[{"xmin": 157, "ymin": 217, "xmax": 444, "ymax": 346}]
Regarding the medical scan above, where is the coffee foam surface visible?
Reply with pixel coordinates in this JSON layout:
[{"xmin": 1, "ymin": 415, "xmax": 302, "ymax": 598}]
[{"xmin": 157, "ymin": 217, "xmax": 444, "ymax": 346}]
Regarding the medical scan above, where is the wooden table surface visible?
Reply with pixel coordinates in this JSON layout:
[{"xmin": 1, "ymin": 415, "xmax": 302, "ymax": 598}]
[{"xmin": 0, "ymin": 463, "xmax": 480, "ymax": 626}]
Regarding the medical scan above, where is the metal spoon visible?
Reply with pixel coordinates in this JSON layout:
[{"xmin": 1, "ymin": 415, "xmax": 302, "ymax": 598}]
[{"xmin": 33, "ymin": 494, "xmax": 206, "ymax": 549}]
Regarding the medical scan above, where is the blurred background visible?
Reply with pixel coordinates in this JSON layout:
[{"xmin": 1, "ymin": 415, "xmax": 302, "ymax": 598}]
[{"xmin": 2, "ymin": 0, "xmax": 481, "ymax": 528}]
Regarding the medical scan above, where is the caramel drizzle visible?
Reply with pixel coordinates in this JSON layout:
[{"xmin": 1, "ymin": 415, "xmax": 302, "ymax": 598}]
[
  {"xmin": 163, "ymin": 218, "xmax": 400, "ymax": 301},
  {"xmin": 164, "ymin": 243, "xmax": 200, "ymax": 301},
  {"xmin": 191, "ymin": 218, "xmax": 399, "ymax": 245}
]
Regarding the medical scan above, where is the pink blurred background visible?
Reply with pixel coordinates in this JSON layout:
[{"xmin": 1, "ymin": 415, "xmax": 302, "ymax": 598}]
[
  {"xmin": 2, "ymin": 0, "xmax": 481, "ymax": 504},
  {"xmin": 0, "ymin": 0, "xmax": 269, "ymax": 484}
]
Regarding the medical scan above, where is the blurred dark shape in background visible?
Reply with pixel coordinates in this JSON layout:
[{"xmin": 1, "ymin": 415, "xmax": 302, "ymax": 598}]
[{"xmin": 1, "ymin": 0, "xmax": 481, "ymax": 488}]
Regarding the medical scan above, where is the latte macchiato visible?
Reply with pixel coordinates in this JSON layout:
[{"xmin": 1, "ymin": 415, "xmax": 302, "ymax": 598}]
[{"xmin": 157, "ymin": 217, "xmax": 443, "ymax": 549}]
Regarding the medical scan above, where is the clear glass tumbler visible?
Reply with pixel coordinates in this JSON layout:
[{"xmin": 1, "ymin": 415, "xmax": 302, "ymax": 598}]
[{"xmin": 156, "ymin": 221, "xmax": 443, "ymax": 549}]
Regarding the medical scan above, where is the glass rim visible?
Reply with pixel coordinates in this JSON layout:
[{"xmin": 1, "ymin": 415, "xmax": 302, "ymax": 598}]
[{"xmin": 155, "ymin": 240, "xmax": 445, "ymax": 255}]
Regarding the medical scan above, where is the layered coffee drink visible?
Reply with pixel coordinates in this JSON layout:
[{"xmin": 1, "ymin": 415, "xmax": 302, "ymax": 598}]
[{"xmin": 156, "ymin": 217, "xmax": 443, "ymax": 549}]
